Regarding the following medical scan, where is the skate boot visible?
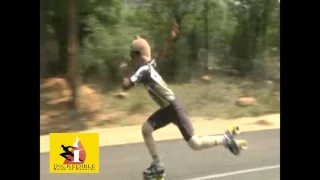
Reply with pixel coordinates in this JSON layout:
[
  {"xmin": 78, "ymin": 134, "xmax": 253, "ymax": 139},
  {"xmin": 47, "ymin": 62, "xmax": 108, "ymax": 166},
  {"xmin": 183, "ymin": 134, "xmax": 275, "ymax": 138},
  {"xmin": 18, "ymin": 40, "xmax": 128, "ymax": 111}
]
[
  {"xmin": 223, "ymin": 130, "xmax": 241, "ymax": 156},
  {"xmin": 143, "ymin": 161, "xmax": 165, "ymax": 180}
]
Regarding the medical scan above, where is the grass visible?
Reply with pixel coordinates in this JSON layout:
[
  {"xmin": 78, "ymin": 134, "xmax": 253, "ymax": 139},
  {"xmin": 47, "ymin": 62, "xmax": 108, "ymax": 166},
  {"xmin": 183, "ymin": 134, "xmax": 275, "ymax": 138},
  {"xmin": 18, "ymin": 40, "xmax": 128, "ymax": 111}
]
[
  {"xmin": 102, "ymin": 75, "xmax": 280, "ymax": 120},
  {"xmin": 40, "ymin": 75, "xmax": 280, "ymax": 133}
]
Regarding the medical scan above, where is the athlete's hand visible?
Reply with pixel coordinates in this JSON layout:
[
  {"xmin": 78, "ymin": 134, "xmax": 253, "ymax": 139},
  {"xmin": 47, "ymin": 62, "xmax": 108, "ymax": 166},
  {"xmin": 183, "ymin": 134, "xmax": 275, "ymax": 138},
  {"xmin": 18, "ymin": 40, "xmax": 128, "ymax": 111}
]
[
  {"xmin": 119, "ymin": 62, "xmax": 129, "ymax": 77},
  {"xmin": 167, "ymin": 23, "xmax": 180, "ymax": 42}
]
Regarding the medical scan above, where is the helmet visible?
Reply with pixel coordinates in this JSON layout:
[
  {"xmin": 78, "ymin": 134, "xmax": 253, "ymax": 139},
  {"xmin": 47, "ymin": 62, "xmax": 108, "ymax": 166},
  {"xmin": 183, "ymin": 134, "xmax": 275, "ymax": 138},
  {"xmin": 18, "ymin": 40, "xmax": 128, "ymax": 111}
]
[{"xmin": 130, "ymin": 35, "xmax": 151, "ymax": 60}]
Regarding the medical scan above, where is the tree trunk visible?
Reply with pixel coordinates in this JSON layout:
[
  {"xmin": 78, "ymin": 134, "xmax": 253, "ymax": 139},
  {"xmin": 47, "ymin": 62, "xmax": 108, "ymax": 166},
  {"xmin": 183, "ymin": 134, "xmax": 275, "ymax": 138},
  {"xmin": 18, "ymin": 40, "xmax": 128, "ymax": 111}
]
[
  {"xmin": 67, "ymin": 0, "xmax": 78, "ymax": 111},
  {"xmin": 203, "ymin": 0, "xmax": 209, "ymax": 73}
]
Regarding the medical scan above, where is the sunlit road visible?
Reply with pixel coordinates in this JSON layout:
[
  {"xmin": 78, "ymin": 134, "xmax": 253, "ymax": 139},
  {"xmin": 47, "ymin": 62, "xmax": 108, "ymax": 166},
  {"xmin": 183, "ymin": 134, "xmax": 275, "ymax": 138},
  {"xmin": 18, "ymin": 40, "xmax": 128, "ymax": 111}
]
[{"xmin": 40, "ymin": 129, "xmax": 280, "ymax": 180}]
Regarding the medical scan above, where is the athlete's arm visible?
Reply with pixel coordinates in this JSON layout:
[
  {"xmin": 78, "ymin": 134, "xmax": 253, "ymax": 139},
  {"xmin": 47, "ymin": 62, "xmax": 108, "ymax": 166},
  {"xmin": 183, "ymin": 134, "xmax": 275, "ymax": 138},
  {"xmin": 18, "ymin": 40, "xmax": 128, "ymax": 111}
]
[
  {"xmin": 122, "ymin": 77, "xmax": 134, "ymax": 91},
  {"xmin": 156, "ymin": 23, "xmax": 180, "ymax": 61},
  {"xmin": 124, "ymin": 65, "xmax": 150, "ymax": 91},
  {"xmin": 119, "ymin": 63, "xmax": 149, "ymax": 91},
  {"xmin": 119, "ymin": 62, "xmax": 134, "ymax": 91},
  {"xmin": 66, "ymin": 146, "xmax": 74, "ymax": 148}
]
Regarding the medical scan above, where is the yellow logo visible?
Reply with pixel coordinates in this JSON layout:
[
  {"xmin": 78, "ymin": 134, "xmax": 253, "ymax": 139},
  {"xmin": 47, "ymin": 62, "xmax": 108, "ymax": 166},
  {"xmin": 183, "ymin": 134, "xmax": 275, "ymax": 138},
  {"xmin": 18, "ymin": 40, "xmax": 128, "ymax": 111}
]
[{"xmin": 49, "ymin": 133, "xmax": 99, "ymax": 173}]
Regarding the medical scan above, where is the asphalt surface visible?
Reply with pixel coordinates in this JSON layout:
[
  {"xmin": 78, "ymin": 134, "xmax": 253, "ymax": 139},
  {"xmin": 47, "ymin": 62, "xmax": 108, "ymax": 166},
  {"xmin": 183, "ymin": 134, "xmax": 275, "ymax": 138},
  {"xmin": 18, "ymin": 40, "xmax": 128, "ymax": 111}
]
[{"xmin": 40, "ymin": 129, "xmax": 280, "ymax": 180}]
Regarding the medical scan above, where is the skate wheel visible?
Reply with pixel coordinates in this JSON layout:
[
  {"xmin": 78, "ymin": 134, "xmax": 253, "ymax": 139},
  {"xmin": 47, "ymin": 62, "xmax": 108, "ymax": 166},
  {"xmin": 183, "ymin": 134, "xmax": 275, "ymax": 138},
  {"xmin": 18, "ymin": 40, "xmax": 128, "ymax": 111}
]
[
  {"xmin": 237, "ymin": 140, "xmax": 248, "ymax": 150},
  {"xmin": 228, "ymin": 125, "xmax": 240, "ymax": 135},
  {"xmin": 143, "ymin": 177, "xmax": 157, "ymax": 180},
  {"xmin": 143, "ymin": 174, "xmax": 165, "ymax": 180},
  {"xmin": 143, "ymin": 175, "xmax": 154, "ymax": 180},
  {"xmin": 156, "ymin": 174, "xmax": 165, "ymax": 180}
]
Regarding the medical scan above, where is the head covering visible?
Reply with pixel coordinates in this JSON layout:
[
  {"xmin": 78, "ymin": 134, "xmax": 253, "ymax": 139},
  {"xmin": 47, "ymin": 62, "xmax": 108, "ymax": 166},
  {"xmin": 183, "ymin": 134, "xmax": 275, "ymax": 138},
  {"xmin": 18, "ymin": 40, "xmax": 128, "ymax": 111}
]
[{"xmin": 130, "ymin": 35, "xmax": 151, "ymax": 60}]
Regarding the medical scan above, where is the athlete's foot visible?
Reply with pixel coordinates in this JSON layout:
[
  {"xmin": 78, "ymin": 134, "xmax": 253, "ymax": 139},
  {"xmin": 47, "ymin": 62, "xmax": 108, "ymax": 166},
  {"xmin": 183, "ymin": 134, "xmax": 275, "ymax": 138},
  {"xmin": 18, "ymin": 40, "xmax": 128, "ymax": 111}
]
[
  {"xmin": 143, "ymin": 161, "xmax": 165, "ymax": 178},
  {"xmin": 223, "ymin": 131, "xmax": 240, "ymax": 155}
]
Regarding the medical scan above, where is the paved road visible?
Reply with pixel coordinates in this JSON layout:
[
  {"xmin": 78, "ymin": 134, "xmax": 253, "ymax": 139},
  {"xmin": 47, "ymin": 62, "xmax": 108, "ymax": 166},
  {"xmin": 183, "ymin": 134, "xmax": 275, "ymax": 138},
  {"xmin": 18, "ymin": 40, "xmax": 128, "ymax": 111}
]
[{"xmin": 40, "ymin": 129, "xmax": 280, "ymax": 180}]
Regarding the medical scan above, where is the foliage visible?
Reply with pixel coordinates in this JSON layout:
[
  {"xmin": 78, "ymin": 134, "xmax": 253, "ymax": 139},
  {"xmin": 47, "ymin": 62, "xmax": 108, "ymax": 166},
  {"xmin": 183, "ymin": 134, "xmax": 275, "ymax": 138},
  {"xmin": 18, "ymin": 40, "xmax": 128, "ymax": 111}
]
[{"xmin": 40, "ymin": 0, "xmax": 280, "ymax": 83}]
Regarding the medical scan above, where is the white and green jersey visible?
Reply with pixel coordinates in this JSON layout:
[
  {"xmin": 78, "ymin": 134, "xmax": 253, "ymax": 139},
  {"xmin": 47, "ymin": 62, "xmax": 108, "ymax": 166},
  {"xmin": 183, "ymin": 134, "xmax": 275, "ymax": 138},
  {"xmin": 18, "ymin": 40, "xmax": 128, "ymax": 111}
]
[{"xmin": 130, "ymin": 60, "xmax": 176, "ymax": 108}]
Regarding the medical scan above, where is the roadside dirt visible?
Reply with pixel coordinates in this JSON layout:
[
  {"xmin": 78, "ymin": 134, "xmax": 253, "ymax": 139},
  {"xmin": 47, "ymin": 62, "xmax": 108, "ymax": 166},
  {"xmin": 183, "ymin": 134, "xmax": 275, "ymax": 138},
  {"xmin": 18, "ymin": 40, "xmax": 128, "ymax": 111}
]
[{"xmin": 40, "ymin": 113, "xmax": 280, "ymax": 153}]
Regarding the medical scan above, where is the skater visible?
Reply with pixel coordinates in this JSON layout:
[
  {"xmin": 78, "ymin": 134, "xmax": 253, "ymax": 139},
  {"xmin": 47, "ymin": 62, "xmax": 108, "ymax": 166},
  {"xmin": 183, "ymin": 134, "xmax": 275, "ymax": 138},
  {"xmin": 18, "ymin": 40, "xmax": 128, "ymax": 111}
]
[
  {"xmin": 60, "ymin": 145, "xmax": 83, "ymax": 162},
  {"xmin": 119, "ymin": 24, "xmax": 242, "ymax": 179}
]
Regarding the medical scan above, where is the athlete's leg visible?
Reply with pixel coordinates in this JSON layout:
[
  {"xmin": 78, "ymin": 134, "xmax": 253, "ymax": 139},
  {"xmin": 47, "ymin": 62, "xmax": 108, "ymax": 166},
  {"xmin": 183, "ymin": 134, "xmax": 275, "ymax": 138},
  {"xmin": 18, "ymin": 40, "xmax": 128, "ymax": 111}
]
[
  {"xmin": 170, "ymin": 99, "xmax": 228, "ymax": 151},
  {"xmin": 187, "ymin": 134, "xmax": 227, "ymax": 150},
  {"xmin": 142, "ymin": 106, "xmax": 172, "ymax": 177},
  {"xmin": 141, "ymin": 122, "xmax": 159, "ymax": 162},
  {"xmin": 142, "ymin": 106, "xmax": 172, "ymax": 162},
  {"xmin": 185, "ymin": 123, "xmax": 240, "ymax": 155}
]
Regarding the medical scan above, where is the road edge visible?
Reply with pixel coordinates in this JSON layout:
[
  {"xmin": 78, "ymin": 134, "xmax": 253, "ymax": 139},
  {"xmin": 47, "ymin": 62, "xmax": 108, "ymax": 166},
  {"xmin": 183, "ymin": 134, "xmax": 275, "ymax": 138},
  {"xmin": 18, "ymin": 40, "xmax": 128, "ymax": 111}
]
[{"xmin": 40, "ymin": 114, "xmax": 280, "ymax": 153}]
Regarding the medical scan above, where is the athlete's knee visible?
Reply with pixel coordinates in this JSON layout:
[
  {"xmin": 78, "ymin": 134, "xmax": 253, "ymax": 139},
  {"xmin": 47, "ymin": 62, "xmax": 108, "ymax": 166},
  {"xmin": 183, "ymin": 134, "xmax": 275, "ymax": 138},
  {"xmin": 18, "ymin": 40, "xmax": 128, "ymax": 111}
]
[
  {"xmin": 187, "ymin": 135, "xmax": 203, "ymax": 151},
  {"xmin": 141, "ymin": 121, "xmax": 154, "ymax": 137}
]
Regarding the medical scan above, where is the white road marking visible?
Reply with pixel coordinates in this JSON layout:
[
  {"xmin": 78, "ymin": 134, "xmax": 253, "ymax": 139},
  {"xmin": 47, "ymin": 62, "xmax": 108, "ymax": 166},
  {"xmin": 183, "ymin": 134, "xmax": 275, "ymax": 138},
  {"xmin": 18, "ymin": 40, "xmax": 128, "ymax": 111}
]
[{"xmin": 185, "ymin": 164, "xmax": 280, "ymax": 180}]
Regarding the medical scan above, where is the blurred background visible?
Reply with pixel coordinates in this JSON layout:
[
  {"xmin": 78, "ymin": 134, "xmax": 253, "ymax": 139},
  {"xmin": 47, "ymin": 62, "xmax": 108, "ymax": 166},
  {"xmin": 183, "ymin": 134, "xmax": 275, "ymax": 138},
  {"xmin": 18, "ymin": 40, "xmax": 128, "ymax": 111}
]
[{"xmin": 40, "ymin": 0, "xmax": 280, "ymax": 135}]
